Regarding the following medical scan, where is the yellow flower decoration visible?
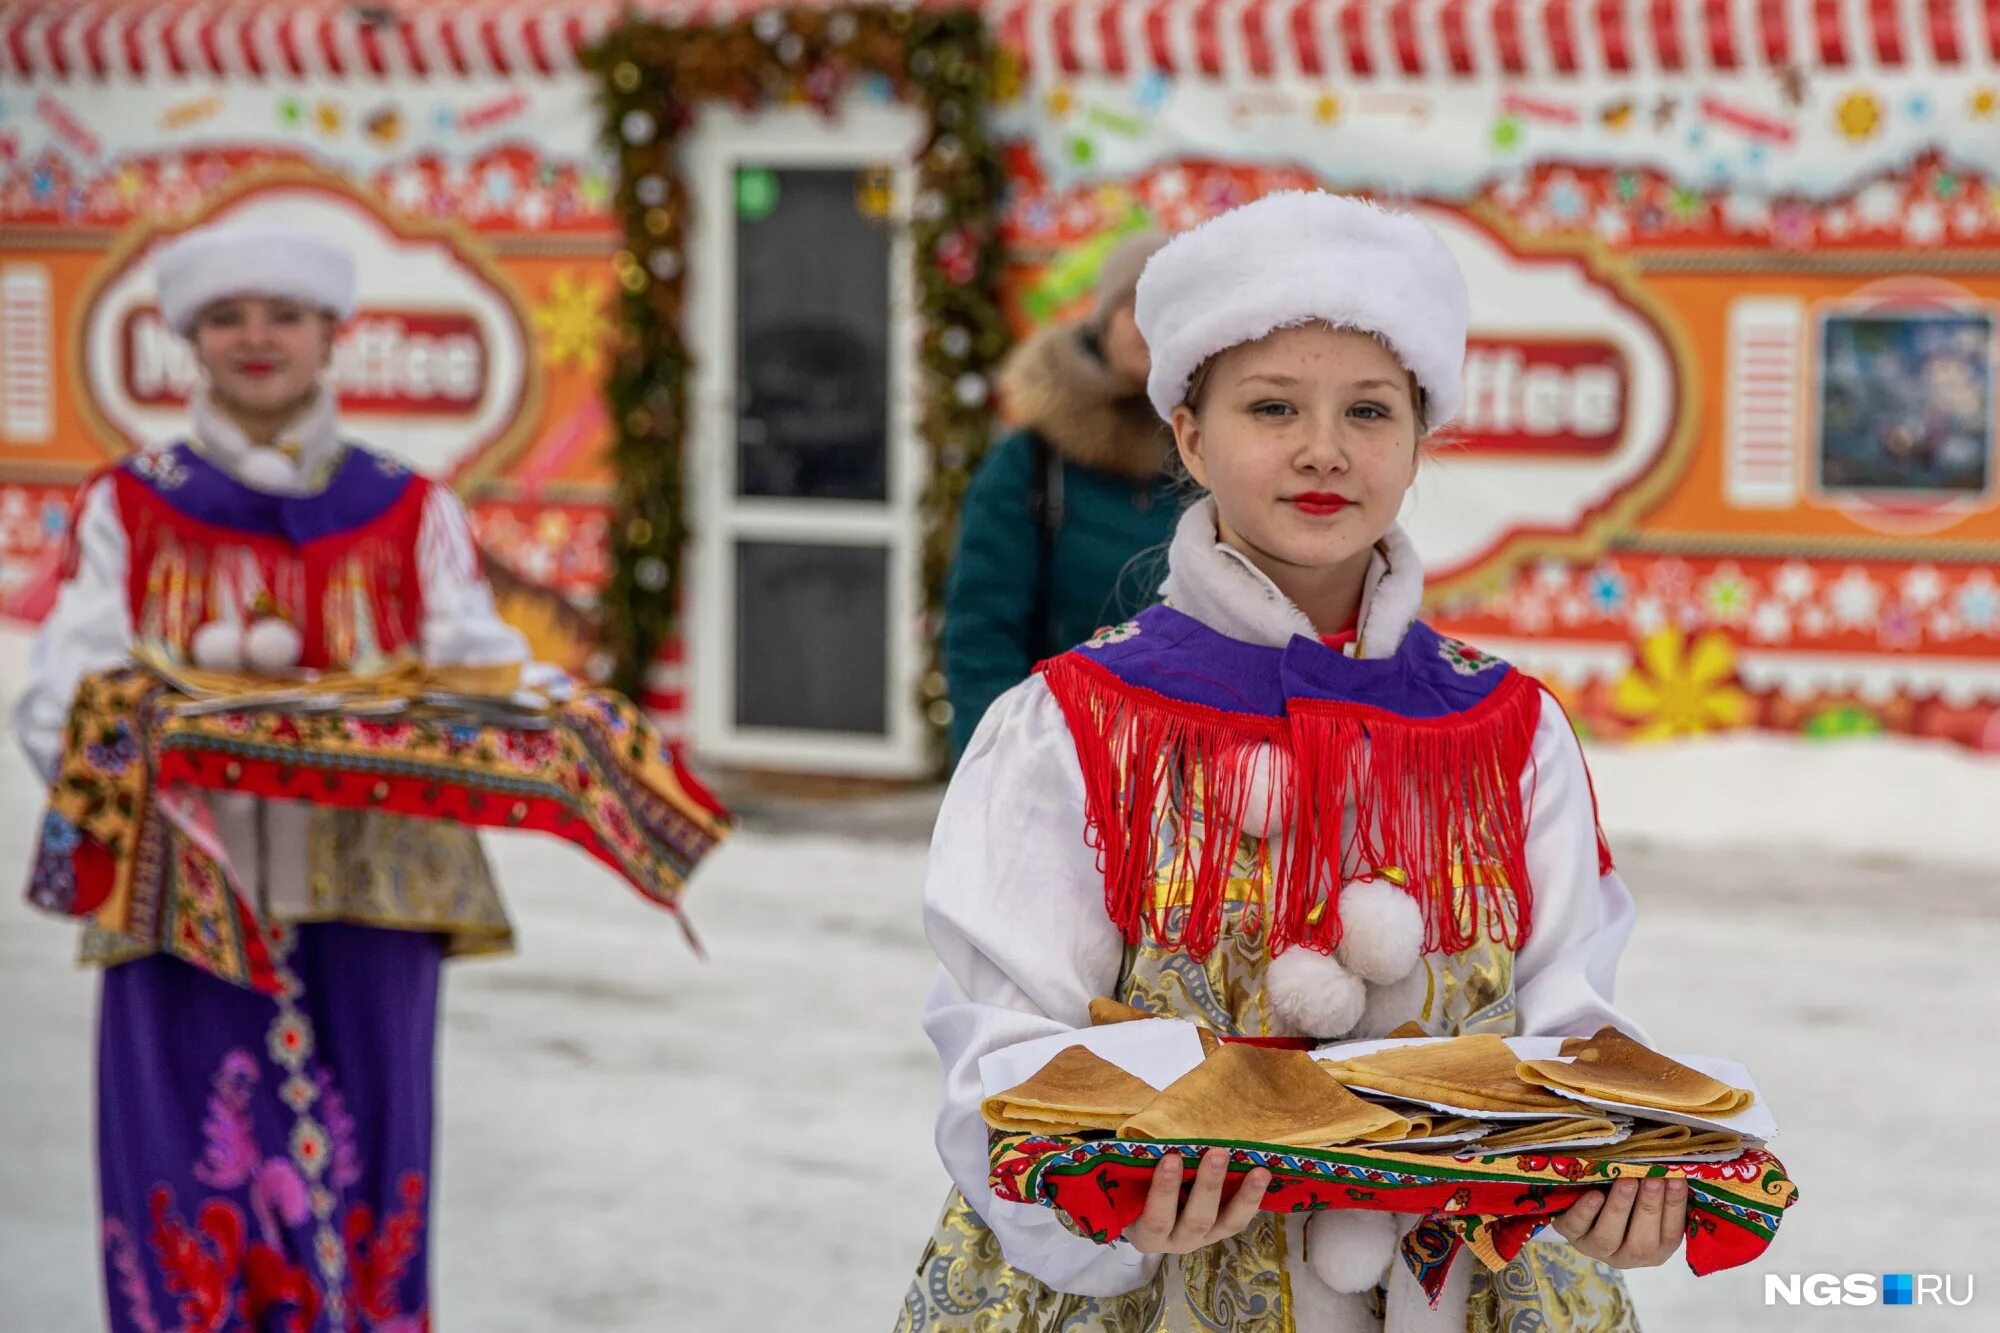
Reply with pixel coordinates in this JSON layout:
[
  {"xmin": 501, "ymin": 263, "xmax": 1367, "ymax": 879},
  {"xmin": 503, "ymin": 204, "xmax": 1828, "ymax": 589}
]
[
  {"xmin": 1611, "ymin": 627, "xmax": 1753, "ymax": 741},
  {"xmin": 1045, "ymin": 85, "xmax": 1075, "ymax": 118},
  {"xmin": 1972, "ymin": 88, "xmax": 1998, "ymax": 120},
  {"xmin": 1835, "ymin": 91, "xmax": 1881, "ymax": 143},
  {"xmin": 1314, "ymin": 93, "xmax": 1343, "ymax": 126},
  {"xmin": 532, "ymin": 271, "xmax": 612, "ymax": 374}
]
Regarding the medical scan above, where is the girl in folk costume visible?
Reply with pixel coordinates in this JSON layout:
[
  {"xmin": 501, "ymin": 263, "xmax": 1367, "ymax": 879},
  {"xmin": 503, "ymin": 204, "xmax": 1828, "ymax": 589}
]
[
  {"xmin": 14, "ymin": 224, "xmax": 530, "ymax": 1331},
  {"xmin": 900, "ymin": 193, "xmax": 1686, "ymax": 1332}
]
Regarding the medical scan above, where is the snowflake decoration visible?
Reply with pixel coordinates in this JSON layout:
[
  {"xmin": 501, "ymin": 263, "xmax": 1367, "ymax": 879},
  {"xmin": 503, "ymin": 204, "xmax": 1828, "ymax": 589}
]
[
  {"xmin": 1828, "ymin": 569, "xmax": 1882, "ymax": 628},
  {"xmin": 1587, "ymin": 567, "xmax": 1629, "ymax": 614},
  {"xmin": 1772, "ymin": 563, "xmax": 1818, "ymax": 603},
  {"xmin": 533, "ymin": 271, "xmax": 612, "ymax": 373},
  {"xmin": 1702, "ymin": 569, "xmax": 1750, "ymax": 624},
  {"xmin": 1956, "ymin": 573, "xmax": 1999, "ymax": 630},
  {"xmin": 1900, "ymin": 567, "xmax": 1944, "ymax": 610},
  {"xmin": 1749, "ymin": 601, "xmax": 1792, "ymax": 644}
]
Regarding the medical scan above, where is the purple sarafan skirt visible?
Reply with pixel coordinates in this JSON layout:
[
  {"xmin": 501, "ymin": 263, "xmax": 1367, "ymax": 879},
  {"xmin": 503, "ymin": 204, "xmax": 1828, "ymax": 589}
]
[{"xmin": 97, "ymin": 922, "xmax": 443, "ymax": 1333}]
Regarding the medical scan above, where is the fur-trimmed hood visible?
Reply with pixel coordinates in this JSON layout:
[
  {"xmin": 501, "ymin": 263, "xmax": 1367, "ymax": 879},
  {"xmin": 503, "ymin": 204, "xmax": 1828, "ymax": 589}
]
[{"xmin": 997, "ymin": 324, "xmax": 1174, "ymax": 483}]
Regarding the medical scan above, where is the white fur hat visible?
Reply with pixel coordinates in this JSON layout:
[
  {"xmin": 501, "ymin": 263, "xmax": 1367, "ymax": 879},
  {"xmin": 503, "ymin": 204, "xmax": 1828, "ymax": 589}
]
[
  {"xmin": 154, "ymin": 223, "xmax": 356, "ymax": 336},
  {"xmin": 1134, "ymin": 191, "xmax": 1469, "ymax": 427}
]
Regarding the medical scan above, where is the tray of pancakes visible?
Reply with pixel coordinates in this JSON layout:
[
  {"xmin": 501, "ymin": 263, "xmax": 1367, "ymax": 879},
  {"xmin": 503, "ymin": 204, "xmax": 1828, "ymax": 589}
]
[{"xmin": 978, "ymin": 1002, "xmax": 1771, "ymax": 1163}]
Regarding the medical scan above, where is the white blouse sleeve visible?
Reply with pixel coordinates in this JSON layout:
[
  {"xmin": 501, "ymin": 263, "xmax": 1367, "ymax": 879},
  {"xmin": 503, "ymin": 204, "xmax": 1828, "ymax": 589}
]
[
  {"xmin": 416, "ymin": 484, "xmax": 529, "ymax": 669},
  {"xmin": 1511, "ymin": 689, "xmax": 1652, "ymax": 1046},
  {"xmin": 921, "ymin": 676, "xmax": 1164, "ymax": 1298},
  {"xmin": 10, "ymin": 479, "xmax": 135, "ymax": 784}
]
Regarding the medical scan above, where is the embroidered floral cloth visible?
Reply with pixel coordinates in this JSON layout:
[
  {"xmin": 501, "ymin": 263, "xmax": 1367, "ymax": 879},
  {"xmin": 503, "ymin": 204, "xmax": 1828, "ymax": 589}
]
[
  {"xmin": 990, "ymin": 1134, "xmax": 1797, "ymax": 1303},
  {"xmin": 27, "ymin": 666, "xmax": 733, "ymax": 993}
]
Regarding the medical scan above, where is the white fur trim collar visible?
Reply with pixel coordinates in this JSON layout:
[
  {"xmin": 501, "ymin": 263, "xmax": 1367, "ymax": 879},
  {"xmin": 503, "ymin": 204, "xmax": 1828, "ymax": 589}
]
[
  {"xmin": 189, "ymin": 387, "xmax": 345, "ymax": 496},
  {"xmin": 1157, "ymin": 497, "xmax": 1424, "ymax": 658}
]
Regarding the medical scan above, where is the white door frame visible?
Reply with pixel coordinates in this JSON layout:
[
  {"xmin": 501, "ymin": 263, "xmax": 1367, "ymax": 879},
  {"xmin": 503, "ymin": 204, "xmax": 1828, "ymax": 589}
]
[{"xmin": 683, "ymin": 102, "xmax": 930, "ymax": 777}]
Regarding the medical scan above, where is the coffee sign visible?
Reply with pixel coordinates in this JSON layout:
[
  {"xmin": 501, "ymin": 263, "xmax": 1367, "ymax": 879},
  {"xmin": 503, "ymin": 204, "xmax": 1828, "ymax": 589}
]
[
  {"xmin": 80, "ymin": 176, "xmax": 536, "ymax": 480},
  {"xmin": 1403, "ymin": 209, "xmax": 1685, "ymax": 587}
]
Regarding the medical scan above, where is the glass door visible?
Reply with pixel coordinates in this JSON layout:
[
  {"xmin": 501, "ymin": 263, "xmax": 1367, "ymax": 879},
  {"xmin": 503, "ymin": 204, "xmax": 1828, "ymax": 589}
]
[{"xmin": 684, "ymin": 104, "xmax": 928, "ymax": 775}]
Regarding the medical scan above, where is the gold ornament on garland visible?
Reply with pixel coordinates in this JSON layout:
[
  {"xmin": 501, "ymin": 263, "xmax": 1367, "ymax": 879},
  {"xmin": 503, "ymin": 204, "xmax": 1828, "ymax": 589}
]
[{"xmin": 588, "ymin": 6, "xmax": 1008, "ymax": 771}]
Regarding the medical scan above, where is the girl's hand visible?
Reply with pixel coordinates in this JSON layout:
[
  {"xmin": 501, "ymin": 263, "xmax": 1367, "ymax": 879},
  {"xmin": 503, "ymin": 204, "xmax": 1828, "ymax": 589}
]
[
  {"xmin": 1550, "ymin": 1176, "xmax": 1690, "ymax": 1269},
  {"xmin": 1125, "ymin": 1149, "xmax": 1273, "ymax": 1255}
]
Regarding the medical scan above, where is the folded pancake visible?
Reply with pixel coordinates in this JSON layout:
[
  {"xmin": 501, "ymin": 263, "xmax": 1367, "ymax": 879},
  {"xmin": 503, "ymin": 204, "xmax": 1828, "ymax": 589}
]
[
  {"xmin": 1119, "ymin": 1045, "xmax": 1411, "ymax": 1148},
  {"xmin": 1573, "ymin": 1124, "xmax": 1744, "ymax": 1161},
  {"xmin": 1319, "ymin": 1035, "xmax": 1579, "ymax": 1113},
  {"xmin": 1089, "ymin": 997, "xmax": 1157, "ymax": 1026},
  {"xmin": 1088, "ymin": 998, "xmax": 1222, "ymax": 1055},
  {"xmin": 1371, "ymin": 1112, "xmax": 1483, "ymax": 1145},
  {"xmin": 1517, "ymin": 1027, "xmax": 1754, "ymax": 1118},
  {"xmin": 982, "ymin": 1045, "xmax": 1159, "ymax": 1134},
  {"xmin": 1476, "ymin": 1115, "xmax": 1626, "ymax": 1152}
]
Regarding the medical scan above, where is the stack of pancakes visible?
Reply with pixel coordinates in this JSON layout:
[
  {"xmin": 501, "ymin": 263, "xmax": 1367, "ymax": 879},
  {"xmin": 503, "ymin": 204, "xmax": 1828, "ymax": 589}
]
[{"xmin": 982, "ymin": 1008, "xmax": 1755, "ymax": 1159}]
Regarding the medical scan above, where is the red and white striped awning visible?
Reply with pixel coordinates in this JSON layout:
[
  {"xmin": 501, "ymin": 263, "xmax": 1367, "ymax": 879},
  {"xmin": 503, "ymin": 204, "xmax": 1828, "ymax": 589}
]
[
  {"xmin": 990, "ymin": 0, "xmax": 2000, "ymax": 81},
  {"xmin": 1, "ymin": 0, "xmax": 1989, "ymax": 83},
  {"xmin": 0, "ymin": 0, "xmax": 629, "ymax": 82}
]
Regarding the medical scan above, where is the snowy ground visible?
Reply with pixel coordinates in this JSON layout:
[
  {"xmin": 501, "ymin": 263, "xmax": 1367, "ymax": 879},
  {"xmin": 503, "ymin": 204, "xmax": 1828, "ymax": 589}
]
[{"xmin": 3, "ymin": 626, "xmax": 1998, "ymax": 1331}]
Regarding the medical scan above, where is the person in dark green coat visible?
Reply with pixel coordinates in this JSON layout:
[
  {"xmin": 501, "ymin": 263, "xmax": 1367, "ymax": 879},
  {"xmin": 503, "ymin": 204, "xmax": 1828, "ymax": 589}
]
[{"xmin": 944, "ymin": 233, "xmax": 1185, "ymax": 761}]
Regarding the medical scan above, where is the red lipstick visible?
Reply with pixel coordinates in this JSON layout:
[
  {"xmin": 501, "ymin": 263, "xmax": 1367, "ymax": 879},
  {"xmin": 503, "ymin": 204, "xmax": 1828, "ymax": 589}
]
[
  {"xmin": 1289, "ymin": 492, "xmax": 1350, "ymax": 516},
  {"xmin": 237, "ymin": 360, "xmax": 277, "ymax": 377}
]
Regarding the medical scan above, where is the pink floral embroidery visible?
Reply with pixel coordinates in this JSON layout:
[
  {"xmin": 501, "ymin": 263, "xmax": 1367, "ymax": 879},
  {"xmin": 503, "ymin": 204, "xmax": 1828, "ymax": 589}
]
[
  {"xmin": 103, "ymin": 1219, "xmax": 163, "ymax": 1333},
  {"xmin": 250, "ymin": 1159, "xmax": 312, "ymax": 1249},
  {"xmin": 315, "ymin": 1066, "xmax": 364, "ymax": 1193},
  {"xmin": 193, "ymin": 1051, "xmax": 261, "ymax": 1192}
]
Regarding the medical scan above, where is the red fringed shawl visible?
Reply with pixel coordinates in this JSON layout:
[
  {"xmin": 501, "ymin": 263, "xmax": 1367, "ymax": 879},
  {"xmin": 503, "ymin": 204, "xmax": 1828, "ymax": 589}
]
[
  {"xmin": 1038, "ymin": 607, "xmax": 1610, "ymax": 962},
  {"xmin": 107, "ymin": 442, "xmax": 431, "ymax": 671}
]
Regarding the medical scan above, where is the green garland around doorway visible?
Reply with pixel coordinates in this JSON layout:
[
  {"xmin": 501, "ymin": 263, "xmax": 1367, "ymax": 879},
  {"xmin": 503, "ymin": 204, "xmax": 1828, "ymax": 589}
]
[{"xmin": 588, "ymin": 5, "xmax": 1009, "ymax": 770}]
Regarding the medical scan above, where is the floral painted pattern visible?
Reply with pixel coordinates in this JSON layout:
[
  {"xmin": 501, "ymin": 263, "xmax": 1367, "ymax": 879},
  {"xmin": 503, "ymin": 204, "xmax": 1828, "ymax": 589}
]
[
  {"xmin": 128, "ymin": 447, "xmax": 192, "ymax": 491},
  {"xmin": 1439, "ymin": 635, "xmax": 1505, "ymax": 676},
  {"xmin": 32, "ymin": 666, "xmax": 729, "ymax": 992},
  {"xmin": 128, "ymin": 1042, "xmax": 427, "ymax": 1333},
  {"xmin": 1084, "ymin": 619, "xmax": 1142, "ymax": 650}
]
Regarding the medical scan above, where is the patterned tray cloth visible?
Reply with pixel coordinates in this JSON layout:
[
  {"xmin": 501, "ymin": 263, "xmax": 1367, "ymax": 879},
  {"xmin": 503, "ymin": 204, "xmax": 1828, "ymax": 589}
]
[
  {"xmin": 991, "ymin": 1134, "xmax": 1797, "ymax": 1302},
  {"xmin": 27, "ymin": 666, "xmax": 733, "ymax": 993}
]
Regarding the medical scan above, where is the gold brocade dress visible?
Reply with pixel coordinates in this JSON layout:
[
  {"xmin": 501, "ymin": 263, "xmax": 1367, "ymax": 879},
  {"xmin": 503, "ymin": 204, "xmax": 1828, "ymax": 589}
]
[{"xmin": 896, "ymin": 821, "xmax": 1641, "ymax": 1333}]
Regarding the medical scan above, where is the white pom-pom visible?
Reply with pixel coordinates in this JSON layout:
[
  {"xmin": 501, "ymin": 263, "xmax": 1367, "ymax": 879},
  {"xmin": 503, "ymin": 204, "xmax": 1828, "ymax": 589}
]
[
  {"xmin": 243, "ymin": 617, "xmax": 304, "ymax": 673},
  {"xmin": 1265, "ymin": 947, "xmax": 1366, "ymax": 1039},
  {"xmin": 1333, "ymin": 879, "xmax": 1426, "ymax": 985},
  {"xmin": 1305, "ymin": 1208, "xmax": 1399, "ymax": 1293},
  {"xmin": 234, "ymin": 448, "xmax": 298, "ymax": 493},
  {"xmin": 190, "ymin": 621, "xmax": 244, "ymax": 672},
  {"xmin": 1236, "ymin": 743, "xmax": 1292, "ymax": 839},
  {"xmin": 1354, "ymin": 960, "xmax": 1431, "ymax": 1040}
]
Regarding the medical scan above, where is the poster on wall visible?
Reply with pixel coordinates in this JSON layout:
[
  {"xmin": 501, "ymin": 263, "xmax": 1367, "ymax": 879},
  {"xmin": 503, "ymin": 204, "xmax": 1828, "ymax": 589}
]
[{"xmin": 4, "ymin": 0, "xmax": 1999, "ymax": 751}]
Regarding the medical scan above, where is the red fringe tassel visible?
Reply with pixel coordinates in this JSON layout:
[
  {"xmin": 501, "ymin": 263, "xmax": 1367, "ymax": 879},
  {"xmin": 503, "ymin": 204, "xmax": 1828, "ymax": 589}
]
[
  {"xmin": 113, "ymin": 472, "xmax": 428, "ymax": 670},
  {"xmin": 1040, "ymin": 653, "xmax": 1544, "ymax": 961}
]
